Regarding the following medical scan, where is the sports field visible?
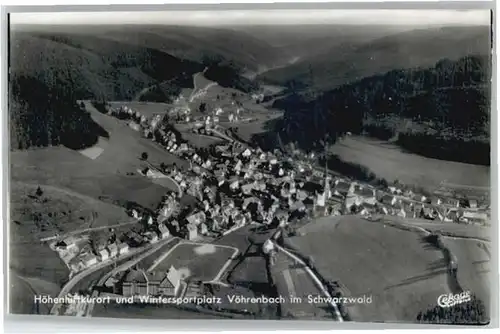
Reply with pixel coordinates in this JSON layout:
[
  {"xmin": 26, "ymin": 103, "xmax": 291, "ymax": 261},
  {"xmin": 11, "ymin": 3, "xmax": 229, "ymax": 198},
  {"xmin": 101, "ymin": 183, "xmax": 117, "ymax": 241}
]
[{"xmin": 147, "ymin": 242, "xmax": 239, "ymax": 282}]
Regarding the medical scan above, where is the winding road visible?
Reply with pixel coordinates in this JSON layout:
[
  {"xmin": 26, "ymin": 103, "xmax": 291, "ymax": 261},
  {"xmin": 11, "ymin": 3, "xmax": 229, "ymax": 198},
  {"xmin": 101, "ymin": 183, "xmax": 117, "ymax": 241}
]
[{"xmin": 49, "ymin": 240, "xmax": 168, "ymax": 316}]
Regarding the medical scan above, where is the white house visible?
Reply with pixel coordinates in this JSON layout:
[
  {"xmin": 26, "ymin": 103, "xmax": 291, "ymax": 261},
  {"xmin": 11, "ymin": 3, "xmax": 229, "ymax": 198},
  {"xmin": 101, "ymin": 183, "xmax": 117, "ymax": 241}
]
[
  {"xmin": 242, "ymin": 148, "xmax": 252, "ymax": 158},
  {"xmin": 118, "ymin": 243, "xmax": 129, "ymax": 255},
  {"xmin": 431, "ymin": 197, "xmax": 442, "ymax": 206},
  {"xmin": 99, "ymin": 248, "xmax": 110, "ymax": 262}
]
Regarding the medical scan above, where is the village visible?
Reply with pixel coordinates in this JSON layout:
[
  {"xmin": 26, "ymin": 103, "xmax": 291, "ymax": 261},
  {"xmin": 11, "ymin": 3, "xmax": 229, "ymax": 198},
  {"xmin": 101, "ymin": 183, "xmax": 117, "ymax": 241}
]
[{"xmin": 49, "ymin": 94, "xmax": 491, "ymax": 288}]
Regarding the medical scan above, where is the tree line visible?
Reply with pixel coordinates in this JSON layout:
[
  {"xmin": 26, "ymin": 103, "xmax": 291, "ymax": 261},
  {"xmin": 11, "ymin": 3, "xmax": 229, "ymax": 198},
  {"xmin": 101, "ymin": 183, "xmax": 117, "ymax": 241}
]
[
  {"xmin": 9, "ymin": 74, "xmax": 109, "ymax": 150},
  {"xmin": 416, "ymin": 295, "xmax": 488, "ymax": 325},
  {"xmin": 274, "ymin": 55, "xmax": 491, "ymax": 165}
]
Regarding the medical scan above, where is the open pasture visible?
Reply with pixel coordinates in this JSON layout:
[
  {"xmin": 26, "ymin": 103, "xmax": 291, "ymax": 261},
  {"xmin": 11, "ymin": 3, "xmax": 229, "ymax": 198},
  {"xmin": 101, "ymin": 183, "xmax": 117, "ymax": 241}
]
[
  {"xmin": 330, "ymin": 136, "xmax": 489, "ymax": 190},
  {"xmin": 288, "ymin": 216, "xmax": 452, "ymax": 322},
  {"xmin": 11, "ymin": 102, "xmax": 189, "ymax": 210}
]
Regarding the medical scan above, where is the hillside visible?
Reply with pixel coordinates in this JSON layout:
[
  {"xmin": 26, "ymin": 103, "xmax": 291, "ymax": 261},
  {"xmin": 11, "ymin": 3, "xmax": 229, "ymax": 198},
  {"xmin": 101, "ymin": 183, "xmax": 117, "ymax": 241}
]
[
  {"xmin": 232, "ymin": 24, "xmax": 410, "ymax": 62},
  {"xmin": 270, "ymin": 54, "xmax": 491, "ymax": 166},
  {"xmin": 10, "ymin": 31, "xmax": 203, "ymax": 101},
  {"xmin": 12, "ymin": 24, "xmax": 285, "ymax": 73},
  {"xmin": 9, "ymin": 28, "xmax": 259, "ymax": 150},
  {"xmin": 259, "ymin": 26, "xmax": 491, "ymax": 92}
]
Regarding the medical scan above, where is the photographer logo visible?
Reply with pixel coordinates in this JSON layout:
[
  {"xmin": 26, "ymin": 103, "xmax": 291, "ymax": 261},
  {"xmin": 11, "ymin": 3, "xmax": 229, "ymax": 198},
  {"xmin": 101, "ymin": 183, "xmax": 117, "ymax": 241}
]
[{"xmin": 437, "ymin": 291, "xmax": 471, "ymax": 308}]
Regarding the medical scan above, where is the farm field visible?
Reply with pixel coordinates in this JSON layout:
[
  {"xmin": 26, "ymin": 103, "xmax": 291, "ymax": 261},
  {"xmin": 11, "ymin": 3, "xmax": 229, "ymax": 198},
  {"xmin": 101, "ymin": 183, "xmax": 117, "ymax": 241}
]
[
  {"xmin": 9, "ymin": 182, "xmax": 133, "ymax": 314},
  {"xmin": 147, "ymin": 242, "xmax": 238, "ymax": 282},
  {"xmin": 271, "ymin": 251, "xmax": 333, "ymax": 320},
  {"xmin": 287, "ymin": 216, "xmax": 452, "ymax": 322},
  {"xmin": 216, "ymin": 224, "xmax": 277, "ymax": 289},
  {"xmin": 11, "ymin": 102, "xmax": 188, "ymax": 210},
  {"xmin": 9, "ymin": 273, "xmax": 61, "ymax": 315},
  {"xmin": 330, "ymin": 136, "xmax": 490, "ymax": 190},
  {"xmin": 442, "ymin": 238, "xmax": 490, "ymax": 316}
]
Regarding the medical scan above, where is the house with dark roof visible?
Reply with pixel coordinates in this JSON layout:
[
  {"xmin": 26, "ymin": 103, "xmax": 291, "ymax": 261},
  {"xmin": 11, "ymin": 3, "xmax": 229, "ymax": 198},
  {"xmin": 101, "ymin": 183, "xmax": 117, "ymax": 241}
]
[{"xmin": 122, "ymin": 266, "xmax": 181, "ymax": 298}]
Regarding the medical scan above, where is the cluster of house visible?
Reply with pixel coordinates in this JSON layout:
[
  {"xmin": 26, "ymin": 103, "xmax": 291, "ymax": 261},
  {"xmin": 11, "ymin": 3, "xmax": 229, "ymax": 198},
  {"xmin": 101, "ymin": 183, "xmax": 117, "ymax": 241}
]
[
  {"xmin": 321, "ymin": 177, "xmax": 490, "ymax": 224},
  {"xmin": 105, "ymin": 102, "xmax": 488, "ymax": 257},
  {"xmin": 56, "ymin": 237, "xmax": 131, "ymax": 274}
]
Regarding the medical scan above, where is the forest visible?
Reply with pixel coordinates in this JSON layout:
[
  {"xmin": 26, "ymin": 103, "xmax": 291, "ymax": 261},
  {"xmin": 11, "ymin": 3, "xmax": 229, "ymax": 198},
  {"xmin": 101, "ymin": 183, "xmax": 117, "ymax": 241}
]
[
  {"xmin": 9, "ymin": 74, "xmax": 109, "ymax": 151},
  {"xmin": 274, "ymin": 55, "xmax": 491, "ymax": 165}
]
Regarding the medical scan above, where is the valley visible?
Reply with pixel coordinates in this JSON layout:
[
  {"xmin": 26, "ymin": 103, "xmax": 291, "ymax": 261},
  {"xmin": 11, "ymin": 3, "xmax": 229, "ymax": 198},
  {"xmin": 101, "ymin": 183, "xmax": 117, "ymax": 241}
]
[{"xmin": 7, "ymin": 15, "xmax": 492, "ymax": 325}]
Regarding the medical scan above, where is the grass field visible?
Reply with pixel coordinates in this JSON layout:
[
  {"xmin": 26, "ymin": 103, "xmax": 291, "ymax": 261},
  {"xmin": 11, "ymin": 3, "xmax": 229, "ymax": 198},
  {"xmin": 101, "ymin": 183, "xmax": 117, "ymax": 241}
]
[
  {"xmin": 216, "ymin": 226, "xmax": 277, "ymax": 287},
  {"xmin": 11, "ymin": 102, "xmax": 188, "ymax": 210},
  {"xmin": 442, "ymin": 238, "xmax": 491, "ymax": 315},
  {"xmin": 287, "ymin": 216, "xmax": 452, "ymax": 322},
  {"xmin": 8, "ymin": 182, "xmax": 134, "ymax": 314},
  {"xmin": 9, "ymin": 272, "xmax": 62, "ymax": 315},
  {"xmin": 8, "ymin": 102, "xmax": 192, "ymax": 315},
  {"xmin": 147, "ymin": 242, "xmax": 238, "ymax": 282},
  {"xmin": 330, "ymin": 136, "xmax": 490, "ymax": 190},
  {"xmin": 271, "ymin": 251, "xmax": 333, "ymax": 319}
]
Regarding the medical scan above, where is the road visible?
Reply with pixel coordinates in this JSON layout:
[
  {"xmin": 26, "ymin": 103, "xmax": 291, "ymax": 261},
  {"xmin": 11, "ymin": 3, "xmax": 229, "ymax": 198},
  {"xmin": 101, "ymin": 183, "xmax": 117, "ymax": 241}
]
[
  {"xmin": 271, "ymin": 241, "xmax": 344, "ymax": 322},
  {"xmin": 145, "ymin": 162, "xmax": 183, "ymax": 197},
  {"xmin": 41, "ymin": 219, "xmax": 139, "ymax": 242},
  {"xmin": 189, "ymin": 70, "xmax": 217, "ymax": 103},
  {"xmin": 49, "ymin": 239, "xmax": 171, "ymax": 315},
  {"xmin": 368, "ymin": 215, "xmax": 490, "ymax": 242},
  {"xmin": 83, "ymin": 237, "xmax": 180, "ymax": 317}
]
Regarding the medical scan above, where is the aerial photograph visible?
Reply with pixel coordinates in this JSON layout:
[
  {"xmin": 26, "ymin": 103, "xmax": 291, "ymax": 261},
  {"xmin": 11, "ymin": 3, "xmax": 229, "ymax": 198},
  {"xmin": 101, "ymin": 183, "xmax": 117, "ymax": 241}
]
[{"xmin": 7, "ymin": 8, "xmax": 492, "ymax": 325}]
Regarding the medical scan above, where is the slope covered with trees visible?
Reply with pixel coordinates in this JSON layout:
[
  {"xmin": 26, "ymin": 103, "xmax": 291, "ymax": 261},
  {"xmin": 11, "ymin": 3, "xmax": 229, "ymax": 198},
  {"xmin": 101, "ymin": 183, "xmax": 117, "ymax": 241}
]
[
  {"xmin": 9, "ymin": 74, "xmax": 109, "ymax": 150},
  {"xmin": 273, "ymin": 54, "xmax": 491, "ymax": 165},
  {"xmin": 260, "ymin": 26, "xmax": 491, "ymax": 93},
  {"xmin": 9, "ymin": 28, "xmax": 259, "ymax": 150}
]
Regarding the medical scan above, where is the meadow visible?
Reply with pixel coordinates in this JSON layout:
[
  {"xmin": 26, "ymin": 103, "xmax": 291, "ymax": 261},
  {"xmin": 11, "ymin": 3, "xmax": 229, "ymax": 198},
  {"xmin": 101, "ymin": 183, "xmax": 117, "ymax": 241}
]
[
  {"xmin": 287, "ymin": 216, "xmax": 452, "ymax": 322},
  {"xmin": 330, "ymin": 136, "xmax": 490, "ymax": 191}
]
